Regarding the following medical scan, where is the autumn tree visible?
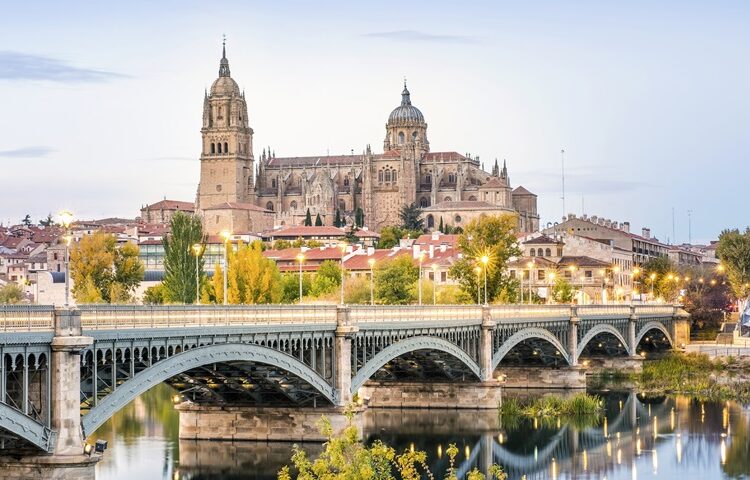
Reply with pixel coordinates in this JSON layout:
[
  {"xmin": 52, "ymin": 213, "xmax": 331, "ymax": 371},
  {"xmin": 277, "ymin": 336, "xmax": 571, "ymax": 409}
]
[
  {"xmin": 162, "ymin": 212, "xmax": 205, "ymax": 304},
  {"xmin": 0, "ymin": 283, "xmax": 24, "ymax": 304},
  {"xmin": 716, "ymin": 228, "xmax": 750, "ymax": 305},
  {"xmin": 449, "ymin": 214, "xmax": 521, "ymax": 304},
  {"xmin": 70, "ymin": 232, "xmax": 144, "ymax": 303},
  {"xmin": 551, "ymin": 277, "xmax": 576, "ymax": 304},
  {"xmin": 208, "ymin": 241, "xmax": 282, "ymax": 304}
]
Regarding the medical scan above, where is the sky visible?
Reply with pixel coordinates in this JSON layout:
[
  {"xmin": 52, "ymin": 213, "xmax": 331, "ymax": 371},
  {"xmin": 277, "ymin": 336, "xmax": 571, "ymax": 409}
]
[{"xmin": 1, "ymin": 1, "xmax": 748, "ymax": 244}]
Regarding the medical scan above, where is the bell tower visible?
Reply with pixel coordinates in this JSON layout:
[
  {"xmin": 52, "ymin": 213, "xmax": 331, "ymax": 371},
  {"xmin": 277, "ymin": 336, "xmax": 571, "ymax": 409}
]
[{"xmin": 197, "ymin": 39, "xmax": 255, "ymax": 210}]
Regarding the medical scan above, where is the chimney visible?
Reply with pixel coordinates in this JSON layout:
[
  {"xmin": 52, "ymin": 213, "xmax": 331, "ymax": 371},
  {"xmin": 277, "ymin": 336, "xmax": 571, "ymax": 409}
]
[
  {"xmin": 642, "ymin": 227, "xmax": 651, "ymax": 239},
  {"xmin": 440, "ymin": 244, "xmax": 447, "ymax": 253},
  {"xmin": 367, "ymin": 246, "xmax": 374, "ymax": 255},
  {"xmin": 622, "ymin": 221, "xmax": 630, "ymax": 233},
  {"xmin": 429, "ymin": 244, "xmax": 435, "ymax": 258},
  {"xmin": 431, "ymin": 231, "xmax": 439, "ymax": 241}
]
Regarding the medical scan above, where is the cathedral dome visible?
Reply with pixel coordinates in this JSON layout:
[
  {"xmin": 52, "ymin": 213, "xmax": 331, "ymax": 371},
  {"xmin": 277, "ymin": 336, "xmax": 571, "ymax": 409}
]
[{"xmin": 387, "ymin": 83, "xmax": 425, "ymax": 125}]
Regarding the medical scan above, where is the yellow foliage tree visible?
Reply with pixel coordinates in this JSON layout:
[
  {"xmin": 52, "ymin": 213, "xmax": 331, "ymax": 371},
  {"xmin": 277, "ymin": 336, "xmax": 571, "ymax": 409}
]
[{"xmin": 205, "ymin": 241, "xmax": 282, "ymax": 304}]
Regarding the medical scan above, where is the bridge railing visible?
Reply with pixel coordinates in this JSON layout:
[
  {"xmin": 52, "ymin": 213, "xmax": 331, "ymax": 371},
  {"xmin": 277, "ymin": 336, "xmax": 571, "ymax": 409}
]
[
  {"xmin": 576, "ymin": 305, "xmax": 633, "ymax": 317},
  {"xmin": 0, "ymin": 305, "xmax": 55, "ymax": 332},
  {"xmin": 632, "ymin": 305, "xmax": 676, "ymax": 317},
  {"xmin": 78, "ymin": 304, "xmax": 338, "ymax": 330},
  {"xmin": 489, "ymin": 305, "xmax": 572, "ymax": 321},
  {"xmin": 349, "ymin": 305, "xmax": 483, "ymax": 323}
]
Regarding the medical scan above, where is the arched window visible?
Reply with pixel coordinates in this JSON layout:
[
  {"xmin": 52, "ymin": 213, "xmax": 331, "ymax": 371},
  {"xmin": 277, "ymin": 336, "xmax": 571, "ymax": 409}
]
[
  {"xmin": 427, "ymin": 215, "xmax": 434, "ymax": 229},
  {"xmin": 385, "ymin": 170, "xmax": 391, "ymax": 182},
  {"xmin": 217, "ymin": 143, "xmax": 222, "ymax": 154},
  {"xmin": 378, "ymin": 170, "xmax": 384, "ymax": 182},
  {"xmin": 448, "ymin": 173, "xmax": 456, "ymax": 183},
  {"xmin": 210, "ymin": 143, "xmax": 216, "ymax": 154},
  {"xmin": 419, "ymin": 197, "xmax": 430, "ymax": 208},
  {"xmin": 425, "ymin": 174, "xmax": 431, "ymax": 184},
  {"xmin": 290, "ymin": 200, "xmax": 298, "ymax": 210},
  {"xmin": 392, "ymin": 170, "xmax": 397, "ymax": 182},
  {"xmin": 398, "ymin": 132, "xmax": 405, "ymax": 144},
  {"xmin": 530, "ymin": 248, "xmax": 536, "ymax": 257},
  {"xmin": 444, "ymin": 196, "xmax": 452, "ymax": 202},
  {"xmin": 272, "ymin": 178, "xmax": 277, "ymax": 188},
  {"xmin": 343, "ymin": 177, "xmax": 349, "ymax": 187},
  {"xmin": 412, "ymin": 131, "xmax": 418, "ymax": 140},
  {"xmin": 545, "ymin": 248, "xmax": 552, "ymax": 257},
  {"xmin": 224, "ymin": 142, "xmax": 228, "ymax": 153},
  {"xmin": 468, "ymin": 195, "xmax": 477, "ymax": 201},
  {"xmin": 266, "ymin": 201, "xmax": 274, "ymax": 211}
]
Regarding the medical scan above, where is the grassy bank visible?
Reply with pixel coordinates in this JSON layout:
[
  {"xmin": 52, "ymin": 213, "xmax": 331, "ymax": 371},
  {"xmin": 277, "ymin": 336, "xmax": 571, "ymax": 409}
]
[{"xmin": 500, "ymin": 393, "xmax": 602, "ymax": 418}]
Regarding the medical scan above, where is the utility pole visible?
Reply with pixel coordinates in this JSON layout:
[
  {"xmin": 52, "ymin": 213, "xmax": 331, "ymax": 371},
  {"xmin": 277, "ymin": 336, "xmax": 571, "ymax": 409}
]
[
  {"xmin": 560, "ymin": 149, "xmax": 566, "ymax": 220},
  {"xmin": 687, "ymin": 210, "xmax": 693, "ymax": 245},
  {"xmin": 671, "ymin": 207, "xmax": 676, "ymax": 245}
]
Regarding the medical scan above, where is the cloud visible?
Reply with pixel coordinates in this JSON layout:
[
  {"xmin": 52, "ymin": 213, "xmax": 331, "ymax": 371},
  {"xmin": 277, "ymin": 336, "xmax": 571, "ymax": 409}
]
[
  {"xmin": 0, "ymin": 146, "xmax": 55, "ymax": 158},
  {"xmin": 0, "ymin": 51, "xmax": 128, "ymax": 83},
  {"xmin": 363, "ymin": 30, "xmax": 478, "ymax": 44}
]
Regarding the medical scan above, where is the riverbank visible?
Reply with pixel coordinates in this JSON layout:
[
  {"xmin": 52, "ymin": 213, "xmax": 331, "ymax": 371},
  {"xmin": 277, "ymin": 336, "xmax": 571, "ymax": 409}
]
[{"xmin": 595, "ymin": 352, "xmax": 750, "ymax": 402}]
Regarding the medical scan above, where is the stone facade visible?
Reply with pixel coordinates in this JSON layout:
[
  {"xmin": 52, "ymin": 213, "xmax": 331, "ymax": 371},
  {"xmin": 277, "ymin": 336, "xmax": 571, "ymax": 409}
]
[{"xmin": 196, "ymin": 43, "xmax": 539, "ymax": 234}]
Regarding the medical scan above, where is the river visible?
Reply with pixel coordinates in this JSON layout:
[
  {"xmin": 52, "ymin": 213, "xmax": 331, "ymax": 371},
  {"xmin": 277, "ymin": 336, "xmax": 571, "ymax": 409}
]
[{"xmin": 88, "ymin": 384, "xmax": 750, "ymax": 480}]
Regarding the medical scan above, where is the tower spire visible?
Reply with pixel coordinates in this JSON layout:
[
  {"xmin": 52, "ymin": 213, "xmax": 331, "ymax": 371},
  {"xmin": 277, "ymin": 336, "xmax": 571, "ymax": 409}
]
[
  {"xmin": 219, "ymin": 35, "xmax": 231, "ymax": 77},
  {"xmin": 401, "ymin": 78, "xmax": 411, "ymax": 106}
]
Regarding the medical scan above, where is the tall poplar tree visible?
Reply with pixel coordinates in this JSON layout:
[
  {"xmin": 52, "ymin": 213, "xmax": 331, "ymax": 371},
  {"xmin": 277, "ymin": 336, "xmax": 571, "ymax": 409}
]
[{"xmin": 162, "ymin": 212, "xmax": 205, "ymax": 304}]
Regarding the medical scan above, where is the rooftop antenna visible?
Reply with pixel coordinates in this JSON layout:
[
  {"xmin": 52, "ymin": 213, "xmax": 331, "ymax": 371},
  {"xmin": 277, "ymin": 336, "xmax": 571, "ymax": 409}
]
[
  {"xmin": 581, "ymin": 196, "xmax": 585, "ymax": 216},
  {"xmin": 560, "ymin": 149, "xmax": 566, "ymax": 219},
  {"xmin": 688, "ymin": 209, "xmax": 693, "ymax": 245},
  {"xmin": 671, "ymin": 207, "xmax": 676, "ymax": 245}
]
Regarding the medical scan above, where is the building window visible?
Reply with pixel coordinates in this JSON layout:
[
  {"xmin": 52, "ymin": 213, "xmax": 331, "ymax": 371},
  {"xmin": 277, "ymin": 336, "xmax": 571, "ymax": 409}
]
[
  {"xmin": 343, "ymin": 177, "xmax": 349, "ymax": 187},
  {"xmin": 530, "ymin": 248, "xmax": 536, "ymax": 257},
  {"xmin": 216, "ymin": 184, "xmax": 222, "ymax": 192},
  {"xmin": 425, "ymin": 174, "xmax": 432, "ymax": 184},
  {"xmin": 272, "ymin": 179, "xmax": 277, "ymax": 188},
  {"xmin": 427, "ymin": 214, "xmax": 434, "ymax": 228},
  {"xmin": 468, "ymin": 195, "xmax": 477, "ymax": 201},
  {"xmin": 339, "ymin": 199, "xmax": 346, "ymax": 211},
  {"xmin": 398, "ymin": 132, "xmax": 405, "ymax": 144},
  {"xmin": 448, "ymin": 173, "xmax": 456, "ymax": 183},
  {"xmin": 392, "ymin": 170, "xmax": 397, "ymax": 182},
  {"xmin": 224, "ymin": 142, "xmax": 228, "ymax": 153},
  {"xmin": 444, "ymin": 196, "xmax": 452, "ymax": 202},
  {"xmin": 420, "ymin": 197, "xmax": 430, "ymax": 208},
  {"xmin": 454, "ymin": 215, "xmax": 462, "ymax": 223},
  {"xmin": 585, "ymin": 270, "xmax": 593, "ymax": 278},
  {"xmin": 385, "ymin": 170, "xmax": 391, "ymax": 182},
  {"xmin": 441, "ymin": 272, "xmax": 447, "ymax": 282},
  {"xmin": 266, "ymin": 201, "xmax": 274, "ymax": 211},
  {"xmin": 217, "ymin": 143, "xmax": 222, "ymax": 154},
  {"xmin": 538, "ymin": 270, "xmax": 546, "ymax": 280},
  {"xmin": 510, "ymin": 270, "xmax": 516, "ymax": 278},
  {"xmin": 545, "ymin": 248, "xmax": 552, "ymax": 257},
  {"xmin": 378, "ymin": 170, "xmax": 384, "ymax": 182},
  {"xmin": 290, "ymin": 201, "xmax": 298, "ymax": 210},
  {"xmin": 210, "ymin": 143, "xmax": 216, "ymax": 154}
]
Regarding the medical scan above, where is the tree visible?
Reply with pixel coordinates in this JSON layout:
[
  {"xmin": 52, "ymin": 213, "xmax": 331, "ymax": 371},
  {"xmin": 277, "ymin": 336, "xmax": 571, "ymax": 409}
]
[
  {"xmin": 716, "ymin": 228, "xmax": 750, "ymax": 303},
  {"xmin": 334, "ymin": 209, "xmax": 342, "ymax": 227},
  {"xmin": 280, "ymin": 272, "xmax": 312, "ymax": 303},
  {"xmin": 375, "ymin": 255, "xmax": 418, "ymax": 304},
  {"xmin": 315, "ymin": 213, "xmax": 324, "ymax": 226},
  {"xmin": 379, "ymin": 226, "xmax": 405, "ymax": 249},
  {"xmin": 0, "ymin": 283, "xmax": 24, "ymax": 304},
  {"xmin": 38, "ymin": 213, "xmax": 55, "ymax": 227},
  {"xmin": 21, "ymin": 214, "xmax": 32, "ymax": 227},
  {"xmin": 225, "ymin": 241, "xmax": 283, "ymax": 304},
  {"xmin": 310, "ymin": 260, "xmax": 341, "ymax": 297},
  {"xmin": 551, "ymin": 277, "xmax": 576, "ymax": 304},
  {"xmin": 439, "ymin": 216, "xmax": 444, "ymax": 233},
  {"xmin": 448, "ymin": 214, "xmax": 521, "ymax": 304},
  {"xmin": 399, "ymin": 202, "xmax": 424, "ymax": 231},
  {"xmin": 355, "ymin": 208, "xmax": 365, "ymax": 228},
  {"xmin": 161, "ymin": 212, "xmax": 205, "ymax": 304},
  {"xmin": 641, "ymin": 257, "xmax": 682, "ymax": 302},
  {"xmin": 143, "ymin": 283, "xmax": 167, "ymax": 304},
  {"xmin": 70, "ymin": 232, "xmax": 144, "ymax": 303},
  {"xmin": 304, "ymin": 208, "xmax": 313, "ymax": 226}
]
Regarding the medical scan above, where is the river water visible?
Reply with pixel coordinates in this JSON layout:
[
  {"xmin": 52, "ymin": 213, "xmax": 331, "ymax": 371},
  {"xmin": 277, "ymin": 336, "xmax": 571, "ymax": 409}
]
[{"xmin": 89, "ymin": 384, "xmax": 750, "ymax": 480}]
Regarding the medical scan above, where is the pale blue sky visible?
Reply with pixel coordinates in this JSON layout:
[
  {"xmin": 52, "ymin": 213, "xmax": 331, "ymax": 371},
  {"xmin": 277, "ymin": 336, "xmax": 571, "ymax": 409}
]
[{"xmin": 1, "ymin": 1, "xmax": 748, "ymax": 243}]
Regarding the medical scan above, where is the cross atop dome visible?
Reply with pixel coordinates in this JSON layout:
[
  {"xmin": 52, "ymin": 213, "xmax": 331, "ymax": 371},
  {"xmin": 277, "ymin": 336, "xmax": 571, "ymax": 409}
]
[{"xmin": 219, "ymin": 35, "xmax": 231, "ymax": 77}]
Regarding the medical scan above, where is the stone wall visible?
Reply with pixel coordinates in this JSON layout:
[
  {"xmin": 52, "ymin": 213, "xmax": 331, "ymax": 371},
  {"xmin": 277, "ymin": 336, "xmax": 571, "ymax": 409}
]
[
  {"xmin": 176, "ymin": 404, "xmax": 361, "ymax": 442},
  {"xmin": 498, "ymin": 366, "xmax": 586, "ymax": 389},
  {"xmin": 358, "ymin": 381, "xmax": 502, "ymax": 409}
]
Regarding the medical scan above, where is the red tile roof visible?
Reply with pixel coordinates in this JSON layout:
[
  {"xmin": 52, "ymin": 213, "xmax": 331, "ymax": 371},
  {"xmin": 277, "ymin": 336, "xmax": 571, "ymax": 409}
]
[
  {"xmin": 268, "ymin": 226, "xmax": 345, "ymax": 238},
  {"xmin": 143, "ymin": 199, "xmax": 195, "ymax": 211},
  {"xmin": 343, "ymin": 249, "xmax": 411, "ymax": 270},
  {"xmin": 512, "ymin": 186, "xmax": 535, "ymax": 196},
  {"xmin": 202, "ymin": 202, "xmax": 271, "ymax": 213},
  {"xmin": 414, "ymin": 233, "xmax": 460, "ymax": 247},
  {"xmin": 264, "ymin": 247, "xmax": 344, "ymax": 262}
]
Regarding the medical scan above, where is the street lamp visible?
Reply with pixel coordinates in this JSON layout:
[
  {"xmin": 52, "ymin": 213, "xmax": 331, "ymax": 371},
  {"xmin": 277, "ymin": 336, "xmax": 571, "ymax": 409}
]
[
  {"xmin": 481, "ymin": 255, "xmax": 489, "ymax": 305},
  {"xmin": 339, "ymin": 242, "xmax": 348, "ymax": 304},
  {"xmin": 368, "ymin": 258, "xmax": 375, "ymax": 305},
  {"xmin": 58, "ymin": 210, "xmax": 74, "ymax": 307},
  {"xmin": 192, "ymin": 243, "xmax": 202, "ymax": 305},
  {"xmin": 474, "ymin": 266, "xmax": 482, "ymax": 305},
  {"xmin": 526, "ymin": 261, "xmax": 534, "ymax": 305},
  {"xmin": 547, "ymin": 272, "xmax": 556, "ymax": 304},
  {"xmin": 296, "ymin": 253, "xmax": 305, "ymax": 304},
  {"xmin": 649, "ymin": 273, "xmax": 657, "ymax": 300},
  {"xmin": 418, "ymin": 252, "xmax": 426, "ymax": 305},
  {"xmin": 220, "ymin": 230, "xmax": 232, "ymax": 305}
]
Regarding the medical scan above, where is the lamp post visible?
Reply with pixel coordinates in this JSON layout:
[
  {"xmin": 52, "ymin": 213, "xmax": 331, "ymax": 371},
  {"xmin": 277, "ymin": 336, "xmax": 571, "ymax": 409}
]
[
  {"xmin": 474, "ymin": 266, "xmax": 482, "ymax": 305},
  {"xmin": 368, "ymin": 258, "xmax": 375, "ymax": 305},
  {"xmin": 431, "ymin": 263, "xmax": 438, "ymax": 305},
  {"xmin": 296, "ymin": 253, "xmax": 305, "ymax": 303},
  {"xmin": 220, "ymin": 230, "xmax": 232, "ymax": 305},
  {"xmin": 547, "ymin": 272, "xmax": 555, "ymax": 304},
  {"xmin": 339, "ymin": 242, "xmax": 348, "ymax": 305},
  {"xmin": 58, "ymin": 210, "xmax": 74, "ymax": 307},
  {"xmin": 526, "ymin": 261, "xmax": 534, "ymax": 304},
  {"xmin": 481, "ymin": 255, "xmax": 489, "ymax": 305},
  {"xmin": 418, "ymin": 252, "xmax": 425, "ymax": 305},
  {"xmin": 192, "ymin": 243, "xmax": 202, "ymax": 305},
  {"xmin": 649, "ymin": 273, "xmax": 657, "ymax": 301}
]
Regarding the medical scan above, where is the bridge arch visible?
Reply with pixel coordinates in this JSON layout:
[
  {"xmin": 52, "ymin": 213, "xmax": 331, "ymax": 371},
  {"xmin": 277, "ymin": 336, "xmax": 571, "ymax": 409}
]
[
  {"xmin": 635, "ymin": 321, "xmax": 673, "ymax": 349},
  {"xmin": 577, "ymin": 324, "xmax": 629, "ymax": 358},
  {"xmin": 492, "ymin": 327, "xmax": 571, "ymax": 369},
  {"xmin": 350, "ymin": 336, "xmax": 481, "ymax": 394},
  {"xmin": 81, "ymin": 343, "xmax": 335, "ymax": 437}
]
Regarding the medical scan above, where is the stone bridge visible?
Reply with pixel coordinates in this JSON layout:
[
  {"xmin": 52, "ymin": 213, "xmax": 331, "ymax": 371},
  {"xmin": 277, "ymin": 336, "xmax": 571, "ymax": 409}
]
[{"xmin": 0, "ymin": 303, "xmax": 688, "ymax": 459}]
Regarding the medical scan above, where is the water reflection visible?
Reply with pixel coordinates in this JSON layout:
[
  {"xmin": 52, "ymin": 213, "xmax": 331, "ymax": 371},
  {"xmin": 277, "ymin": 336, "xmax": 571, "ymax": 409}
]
[{"xmin": 89, "ymin": 386, "xmax": 750, "ymax": 480}]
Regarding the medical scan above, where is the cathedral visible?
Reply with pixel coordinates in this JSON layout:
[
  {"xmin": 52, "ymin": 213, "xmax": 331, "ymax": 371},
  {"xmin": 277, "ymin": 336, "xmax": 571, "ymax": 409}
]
[{"xmin": 196, "ymin": 43, "xmax": 539, "ymax": 235}]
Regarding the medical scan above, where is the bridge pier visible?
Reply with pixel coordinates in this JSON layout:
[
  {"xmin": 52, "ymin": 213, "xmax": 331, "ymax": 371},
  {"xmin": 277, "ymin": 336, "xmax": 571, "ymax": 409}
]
[
  {"xmin": 479, "ymin": 306, "xmax": 494, "ymax": 381},
  {"xmin": 335, "ymin": 306, "xmax": 356, "ymax": 406},
  {"xmin": 672, "ymin": 309, "xmax": 690, "ymax": 349},
  {"xmin": 568, "ymin": 312, "xmax": 579, "ymax": 366}
]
